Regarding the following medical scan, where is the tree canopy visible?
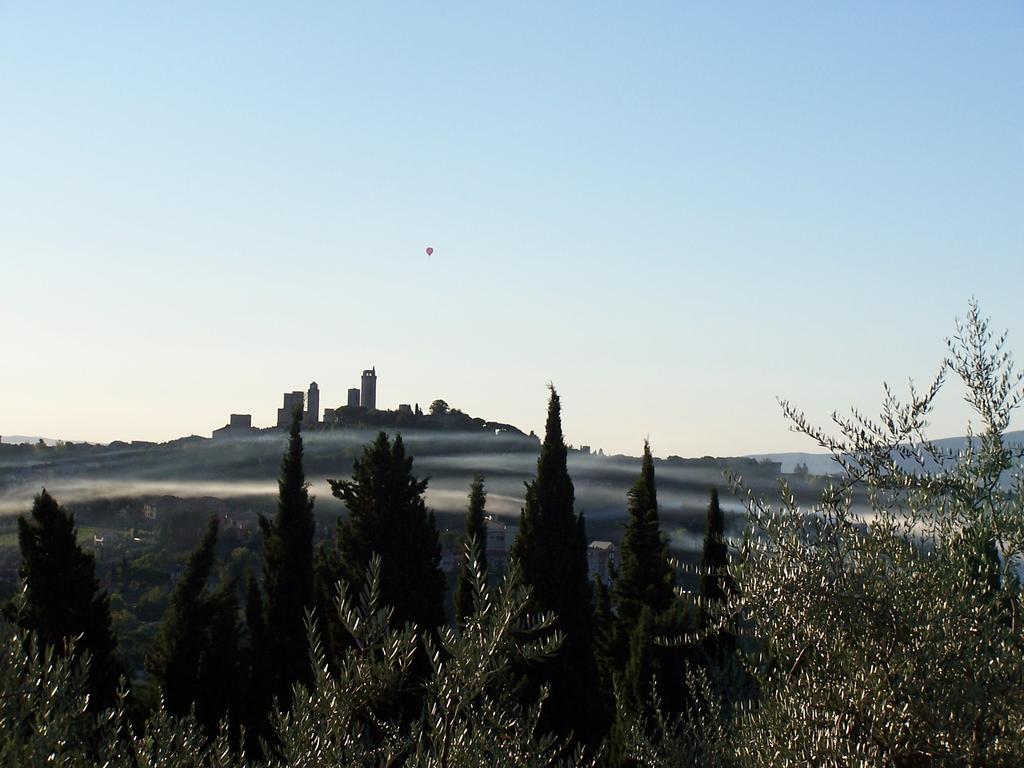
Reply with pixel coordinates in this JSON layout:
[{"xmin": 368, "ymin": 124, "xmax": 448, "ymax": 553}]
[{"xmin": 329, "ymin": 431, "xmax": 446, "ymax": 632}]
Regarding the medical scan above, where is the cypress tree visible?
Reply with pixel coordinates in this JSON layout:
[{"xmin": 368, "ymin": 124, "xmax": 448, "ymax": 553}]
[
  {"xmin": 195, "ymin": 579, "xmax": 242, "ymax": 742},
  {"xmin": 259, "ymin": 411, "xmax": 316, "ymax": 710},
  {"xmin": 454, "ymin": 474, "xmax": 488, "ymax": 625},
  {"xmin": 699, "ymin": 488, "xmax": 735, "ymax": 662},
  {"xmin": 147, "ymin": 516, "xmax": 219, "ymax": 718},
  {"xmin": 148, "ymin": 516, "xmax": 242, "ymax": 740},
  {"xmin": 330, "ymin": 431, "xmax": 445, "ymax": 632},
  {"xmin": 17, "ymin": 489, "xmax": 120, "ymax": 712},
  {"xmin": 620, "ymin": 606, "xmax": 656, "ymax": 719},
  {"xmin": 511, "ymin": 386, "xmax": 604, "ymax": 748},
  {"xmin": 605, "ymin": 444, "xmax": 686, "ymax": 765},
  {"xmin": 613, "ymin": 441, "xmax": 675, "ymax": 633},
  {"xmin": 592, "ymin": 575, "xmax": 616, "ymax": 695},
  {"xmin": 603, "ymin": 443, "xmax": 675, "ymax": 690},
  {"xmin": 242, "ymin": 575, "xmax": 273, "ymax": 760}
]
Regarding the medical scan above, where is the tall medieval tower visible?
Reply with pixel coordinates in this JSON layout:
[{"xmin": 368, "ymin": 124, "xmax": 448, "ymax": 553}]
[{"xmin": 360, "ymin": 368, "xmax": 377, "ymax": 411}]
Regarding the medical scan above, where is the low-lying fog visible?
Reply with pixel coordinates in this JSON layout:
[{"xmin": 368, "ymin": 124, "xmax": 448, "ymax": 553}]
[{"xmin": 0, "ymin": 428, "xmax": 809, "ymax": 551}]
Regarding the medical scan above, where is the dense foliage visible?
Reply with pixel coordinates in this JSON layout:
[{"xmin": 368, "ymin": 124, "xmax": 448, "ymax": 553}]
[
  {"xmin": 0, "ymin": 550, "xmax": 585, "ymax": 768},
  {"xmin": 328, "ymin": 431, "xmax": 446, "ymax": 634},
  {"xmin": 627, "ymin": 302, "xmax": 1024, "ymax": 766}
]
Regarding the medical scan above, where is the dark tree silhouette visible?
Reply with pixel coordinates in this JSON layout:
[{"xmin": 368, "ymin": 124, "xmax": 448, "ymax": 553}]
[
  {"xmin": 454, "ymin": 474, "xmax": 488, "ymax": 625},
  {"xmin": 592, "ymin": 574, "xmax": 616, "ymax": 695},
  {"xmin": 613, "ymin": 440, "xmax": 675, "ymax": 632},
  {"xmin": 512, "ymin": 386, "xmax": 605, "ymax": 748},
  {"xmin": 148, "ymin": 516, "xmax": 241, "ymax": 739},
  {"xmin": 17, "ymin": 489, "xmax": 120, "ymax": 712},
  {"xmin": 242, "ymin": 576, "xmax": 273, "ymax": 760},
  {"xmin": 330, "ymin": 431, "xmax": 445, "ymax": 632},
  {"xmin": 258, "ymin": 411, "xmax": 316, "ymax": 710},
  {"xmin": 149, "ymin": 516, "xmax": 216, "ymax": 714},
  {"xmin": 699, "ymin": 487, "xmax": 735, "ymax": 663},
  {"xmin": 603, "ymin": 444, "xmax": 687, "ymax": 765}
]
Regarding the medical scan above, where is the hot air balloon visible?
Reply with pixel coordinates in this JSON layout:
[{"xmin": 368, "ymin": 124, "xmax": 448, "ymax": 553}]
[{"xmin": 425, "ymin": 246, "xmax": 434, "ymax": 256}]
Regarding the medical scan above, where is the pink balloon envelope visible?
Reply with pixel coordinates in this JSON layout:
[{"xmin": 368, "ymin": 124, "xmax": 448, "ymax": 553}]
[{"xmin": 425, "ymin": 247, "xmax": 434, "ymax": 256}]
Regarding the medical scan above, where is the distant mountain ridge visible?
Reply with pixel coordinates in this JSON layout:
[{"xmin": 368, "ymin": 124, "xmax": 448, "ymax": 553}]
[
  {"xmin": 7, "ymin": 427, "xmax": 1024, "ymax": 468},
  {"xmin": 749, "ymin": 429, "xmax": 1024, "ymax": 475}
]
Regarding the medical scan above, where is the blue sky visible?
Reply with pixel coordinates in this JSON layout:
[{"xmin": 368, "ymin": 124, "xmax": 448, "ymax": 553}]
[{"xmin": 1, "ymin": 2, "xmax": 1021, "ymax": 456}]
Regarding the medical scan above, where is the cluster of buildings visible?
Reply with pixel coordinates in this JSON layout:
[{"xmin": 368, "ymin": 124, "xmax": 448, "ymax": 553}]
[
  {"xmin": 212, "ymin": 368, "xmax": 380, "ymax": 438},
  {"xmin": 277, "ymin": 368, "xmax": 378, "ymax": 428}
]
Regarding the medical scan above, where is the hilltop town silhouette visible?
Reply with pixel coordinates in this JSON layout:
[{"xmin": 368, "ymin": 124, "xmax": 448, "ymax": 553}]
[{"xmin": 211, "ymin": 368, "xmax": 533, "ymax": 441}]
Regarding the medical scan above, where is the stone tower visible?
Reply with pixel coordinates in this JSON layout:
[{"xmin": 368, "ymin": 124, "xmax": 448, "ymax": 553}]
[
  {"xmin": 305, "ymin": 381, "xmax": 319, "ymax": 425},
  {"xmin": 360, "ymin": 367, "xmax": 377, "ymax": 411}
]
